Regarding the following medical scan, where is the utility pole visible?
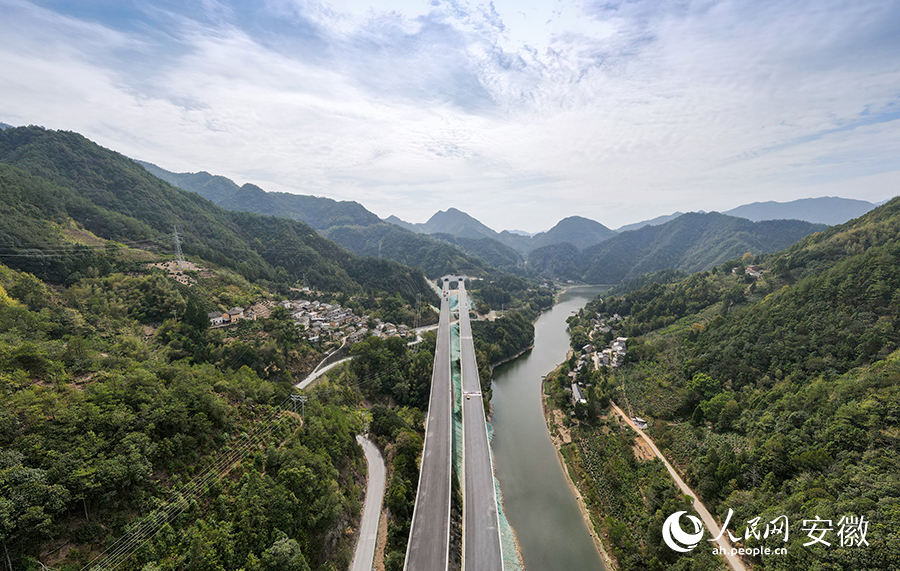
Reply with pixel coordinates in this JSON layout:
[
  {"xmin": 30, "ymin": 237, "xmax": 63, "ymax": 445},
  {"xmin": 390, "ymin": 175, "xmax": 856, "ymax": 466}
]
[
  {"xmin": 290, "ymin": 394, "xmax": 308, "ymax": 421},
  {"xmin": 173, "ymin": 226, "xmax": 185, "ymax": 268}
]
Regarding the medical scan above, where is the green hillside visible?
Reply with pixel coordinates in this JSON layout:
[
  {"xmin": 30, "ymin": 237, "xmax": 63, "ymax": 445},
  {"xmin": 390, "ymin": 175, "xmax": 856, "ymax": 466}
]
[
  {"xmin": 526, "ymin": 212, "xmax": 826, "ymax": 284},
  {"xmin": 429, "ymin": 233, "xmax": 524, "ymax": 271},
  {"xmin": 524, "ymin": 242, "xmax": 582, "ymax": 281},
  {"xmin": 580, "ymin": 212, "xmax": 826, "ymax": 283},
  {"xmin": 322, "ymin": 223, "xmax": 494, "ymax": 277},
  {"xmin": 0, "ymin": 127, "xmax": 455, "ymax": 571},
  {"xmin": 140, "ymin": 161, "xmax": 383, "ymax": 230},
  {"xmin": 141, "ymin": 162, "xmax": 524, "ymax": 279},
  {"xmin": 563, "ymin": 197, "xmax": 900, "ymax": 570},
  {"xmin": 530, "ymin": 215, "xmax": 617, "ymax": 251},
  {"xmin": 0, "ymin": 253, "xmax": 437, "ymax": 570},
  {"xmin": 0, "ymin": 127, "xmax": 433, "ymax": 303}
]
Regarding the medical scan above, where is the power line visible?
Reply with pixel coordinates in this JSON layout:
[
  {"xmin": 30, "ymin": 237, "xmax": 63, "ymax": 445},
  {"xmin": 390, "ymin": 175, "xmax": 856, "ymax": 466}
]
[
  {"xmin": 172, "ymin": 226, "xmax": 185, "ymax": 267},
  {"xmin": 82, "ymin": 397, "xmax": 297, "ymax": 571}
]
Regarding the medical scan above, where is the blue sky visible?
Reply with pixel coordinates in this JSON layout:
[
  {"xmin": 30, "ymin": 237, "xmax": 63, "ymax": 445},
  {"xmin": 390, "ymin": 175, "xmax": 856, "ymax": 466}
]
[{"xmin": 1, "ymin": 0, "xmax": 898, "ymax": 231}]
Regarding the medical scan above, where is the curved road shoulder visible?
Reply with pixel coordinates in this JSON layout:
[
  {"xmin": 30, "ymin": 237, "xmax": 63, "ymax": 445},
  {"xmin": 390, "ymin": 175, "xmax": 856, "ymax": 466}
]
[
  {"xmin": 352, "ymin": 435, "xmax": 387, "ymax": 571},
  {"xmin": 609, "ymin": 402, "xmax": 747, "ymax": 571}
]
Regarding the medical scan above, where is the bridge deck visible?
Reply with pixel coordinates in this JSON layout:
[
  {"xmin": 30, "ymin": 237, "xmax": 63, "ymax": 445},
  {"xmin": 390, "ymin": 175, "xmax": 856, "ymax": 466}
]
[
  {"xmin": 459, "ymin": 280, "xmax": 504, "ymax": 571},
  {"xmin": 404, "ymin": 282, "xmax": 453, "ymax": 571}
]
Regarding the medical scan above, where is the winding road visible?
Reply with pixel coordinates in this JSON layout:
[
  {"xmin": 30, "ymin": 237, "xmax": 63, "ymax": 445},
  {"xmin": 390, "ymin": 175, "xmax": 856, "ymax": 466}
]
[
  {"xmin": 351, "ymin": 435, "xmax": 386, "ymax": 571},
  {"xmin": 610, "ymin": 402, "xmax": 747, "ymax": 571}
]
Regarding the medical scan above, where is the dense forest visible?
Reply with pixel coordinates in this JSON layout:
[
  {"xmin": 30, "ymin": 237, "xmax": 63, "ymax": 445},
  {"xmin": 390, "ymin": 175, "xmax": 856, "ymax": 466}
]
[
  {"xmin": 141, "ymin": 160, "xmax": 530, "ymax": 279},
  {"xmin": 560, "ymin": 198, "xmax": 900, "ymax": 570},
  {"xmin": 525, "ymin": 212, "xmax": 826, "ymax": 284},
  {"xmin": 0, "ymin": 125, "xmax": 556, "ymax": 571},
  {"xmin": 0, "ymin": 125, "xmax": 475, "ymax": 571},
  {"xmin": 0, "ymin": 243, "xmax": 449, "ymax": 571},
  {"xmin": 0, "ymin": 259, "xmax": 372, "ymax": 571},
  {"xmin": 0, "ymin": 126, "xmax": 437, "ymax": 305},
  {"xmin": 138, "ymin": 162, "xmax": 382, "ymax": 231}
]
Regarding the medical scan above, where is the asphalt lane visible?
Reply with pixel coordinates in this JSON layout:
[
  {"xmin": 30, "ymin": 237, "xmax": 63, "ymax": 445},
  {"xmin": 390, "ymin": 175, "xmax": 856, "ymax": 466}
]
[
  {"xmin": 404, "ymin": 281, "xmax": 453, "ymax": 571},
  {"xmin": 351, "ymin": 435, "xmax": 386, "ymax": 571},
  {"xmin": 458, "ymin": 280, "xmax": 504, "ymax": 571}
]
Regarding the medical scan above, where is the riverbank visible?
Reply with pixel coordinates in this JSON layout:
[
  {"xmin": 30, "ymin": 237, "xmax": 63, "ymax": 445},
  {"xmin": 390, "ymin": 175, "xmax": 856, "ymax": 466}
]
[
  {"xmin": 490, "ymin": 285, "xmax": 610, "ymax": 571},
  {"xmin": 488, "ymin": 344, "xmax": 534, "ymax": 372},
  {"xmin": 541, "ymin": 362, "xmax": 616, "ymax": 571}
]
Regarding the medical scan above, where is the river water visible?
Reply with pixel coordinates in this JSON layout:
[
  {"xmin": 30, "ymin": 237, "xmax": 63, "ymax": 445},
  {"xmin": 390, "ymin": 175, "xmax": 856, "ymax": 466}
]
[{"xmin": 492, "ymin": 286, "xmax": 608, "ymax": 571}]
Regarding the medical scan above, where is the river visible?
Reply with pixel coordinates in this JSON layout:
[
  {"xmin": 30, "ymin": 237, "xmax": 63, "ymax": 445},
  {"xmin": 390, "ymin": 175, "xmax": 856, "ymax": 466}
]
[{"xmin": 492, "ymin": 286, "xmax": 608, "ymax": 571}]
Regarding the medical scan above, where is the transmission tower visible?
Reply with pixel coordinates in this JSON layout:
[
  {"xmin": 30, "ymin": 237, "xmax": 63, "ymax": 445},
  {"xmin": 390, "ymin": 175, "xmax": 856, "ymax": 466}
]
[
  {"xmin": 173, "ymin": 226, "xmax": 186, "ymax": 267},
  {"xmin": 290, "ymin": 394, "xmax": 308, "ymax": 420}
]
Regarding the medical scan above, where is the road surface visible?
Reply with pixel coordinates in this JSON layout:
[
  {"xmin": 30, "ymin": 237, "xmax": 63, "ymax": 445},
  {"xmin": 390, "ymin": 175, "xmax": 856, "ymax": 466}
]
[
  {"xmin": 404, "ymin": 279, "xmax": 453, "ymax": 571},
  {"xmin": 295, "ymin": 356, "xmax": 354, "ymax": 389},
  {"xmin": 351, "ymin": 435, "xmax": 386, "ymax": 571},
  {"xmin": 610, "ymin": 402, "xmax": 747, "ymax": 571},
  {"xmin": 458, "ymin": 279, "xmax": 504, "ymax": 571}
]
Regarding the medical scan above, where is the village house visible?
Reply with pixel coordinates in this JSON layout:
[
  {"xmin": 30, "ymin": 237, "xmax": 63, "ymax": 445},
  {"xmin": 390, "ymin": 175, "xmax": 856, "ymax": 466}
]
[{"xmin": 572, "ymin": 383, "xmax": 587, "ymax": 405}]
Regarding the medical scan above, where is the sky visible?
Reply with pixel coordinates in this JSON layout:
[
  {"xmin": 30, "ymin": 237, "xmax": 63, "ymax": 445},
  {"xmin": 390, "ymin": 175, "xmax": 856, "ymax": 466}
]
[{"xmin": 1, "ymin": 0, "xmax": 898, "ymax": 232}]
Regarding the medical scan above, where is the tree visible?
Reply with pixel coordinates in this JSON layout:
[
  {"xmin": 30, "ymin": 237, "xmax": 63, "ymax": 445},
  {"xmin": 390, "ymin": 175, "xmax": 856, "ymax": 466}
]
[
  {"xmin": 259, "ymin": 536, "xmax": 311, "ymax": 571},
  {"xmin": 183, "ymin": 296, "xmax": 209, "ymax": 332},
  {"xmin": 0, "ymin": 450, "xmax": 69, "ymax": 567}
]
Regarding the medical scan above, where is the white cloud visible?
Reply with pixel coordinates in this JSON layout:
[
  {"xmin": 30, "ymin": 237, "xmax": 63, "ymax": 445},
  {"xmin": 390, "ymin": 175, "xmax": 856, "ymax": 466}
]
[{"xmin": 0, "ymin": 0, "xmax": 897, "ymax": 231}]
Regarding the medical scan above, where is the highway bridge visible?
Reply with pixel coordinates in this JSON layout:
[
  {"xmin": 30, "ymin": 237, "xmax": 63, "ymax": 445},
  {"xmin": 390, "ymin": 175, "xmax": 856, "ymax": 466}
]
[
  {"xmin": 458, "ymin": 278, "xmax": 504, "ymax": 571},
  {"xmin": 405, "ymin": 276, "xmax": 504, "ymax": 571},
  {"xmin": 404, "ymin": 278, "xmax": 453, "ymax": 571}
]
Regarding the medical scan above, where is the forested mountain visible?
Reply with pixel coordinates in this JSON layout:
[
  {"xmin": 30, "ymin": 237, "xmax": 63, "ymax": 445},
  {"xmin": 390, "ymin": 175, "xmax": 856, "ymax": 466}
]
[
  {"xmin": 564, "ymin": 196, "xmax": 900, "ymax": 570},
  {"xmin": 140, "ymin": 161, "xmax": 383, "ymax": 230},
  {"xmin": 0, "ymin": 126, "xmax": 432, "ymax": 301},
  {"xmin": 322, "ymin": 223, "xmax": 495, "ymax": 277},
  {"xmin": 615, "ymin": 211, "xmax": 685, "ymax": 232},
  {"xmin": 722, "ymin": 196, "xmax": 877, "ymax": 225},
  {"xmin": 615, "ymin": 196, "xmax": 879, "ymax": 234},
  {"xmin": 527, "ymin": 212, "xmax": 825, "ymax": 284},
  {"xmin": 0, "ymin": 126, "xmax": 460, "ymax": 571},
  {"xmin": 387, "ymin": 210, "xmax": 617, "ymax": 254},
  {"xmin": 140, "ymin": 163, "xmax": 522, "ymax": 278},
  {"xmin": 429, "ymin": 233, "xmax": 524, "ymax": 271},
  {"xmin": 530, "ymin": 216, "xmax": 617, "ymax": 251},
  {"xmin": 524, "ymin": 242, "xmax": 582, "ymax": 281},
  {"xmin": 390, "ymin": 207, "xmax": 499, "ymax": 240},
  {"xmin": 580, "ymin": 212, "xmax": 825, "ymax": 283},
  {"xmin": 0, "ymin": 122, "xmax": 13, "ymax": 130}
]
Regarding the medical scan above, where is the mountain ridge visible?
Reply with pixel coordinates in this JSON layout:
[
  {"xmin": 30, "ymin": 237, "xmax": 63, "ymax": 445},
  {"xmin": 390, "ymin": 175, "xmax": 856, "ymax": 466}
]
[
  {"xmin": 139, "ymin": 161, "xmax": 383, "ymax": 230},
  {"xmin": 525, "ymin": 212, "xmax": 826, "ymax": 283},
  {"xmin": 0, "ymin": 126, "xmax": 432, "ymax": 299},
  {"xmin": 721, "ymin": 196, "xmax": 878, "ymax": 225},
  {"xmin": 385, "ymin": 210, "xmax": 618, "ymax": 254}
]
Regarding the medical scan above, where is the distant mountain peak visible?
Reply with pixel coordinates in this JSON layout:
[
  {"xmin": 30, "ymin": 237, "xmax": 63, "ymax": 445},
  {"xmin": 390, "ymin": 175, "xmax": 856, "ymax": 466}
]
[
  {"xmin": 722, "ymin": 197, "xmax": 876, "ymax": 226},
  {"xmin": 422, "ymin": 208, "xmax": 498, "ymax": 239},
  {"xmin": 530, "ymin": 215, "xmax": 616, "ymax": 251},
  {"xmin": 137, "ymin": 161, "xmax": 381, "ymax": 230}
]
